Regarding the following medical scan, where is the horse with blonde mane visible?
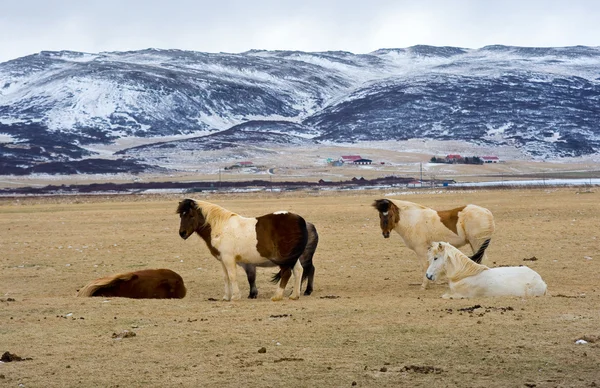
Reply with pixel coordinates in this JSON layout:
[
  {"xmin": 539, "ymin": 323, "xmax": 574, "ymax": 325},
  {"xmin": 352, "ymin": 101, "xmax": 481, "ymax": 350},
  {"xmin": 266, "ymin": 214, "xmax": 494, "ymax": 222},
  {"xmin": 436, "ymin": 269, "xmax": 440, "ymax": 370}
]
[
  {"xmin": 77, "ymin": 269, "xmax": 186, "ymax": 299},
  {"xmin": 372, "ymin": 199, "xmax": 495, "ymax": 289},
  {"xmin": 425, "ymin": 241, "xmax": 547, "ymax": 299},
  {"xmin": 177, "ymin": 199, "xmax": 308, "ymax": 301}
]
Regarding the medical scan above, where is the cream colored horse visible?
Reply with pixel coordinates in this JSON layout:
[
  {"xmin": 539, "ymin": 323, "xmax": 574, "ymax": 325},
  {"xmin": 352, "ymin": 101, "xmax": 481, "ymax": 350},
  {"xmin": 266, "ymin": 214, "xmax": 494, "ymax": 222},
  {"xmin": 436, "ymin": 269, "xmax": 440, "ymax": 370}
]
[
  {"xmin": 373, "ymin": 199, "xmax": 495, "ymax": 289},
  {"xmin": 426, "ymin": 242, "xmax": 547, "ymax": 299}
]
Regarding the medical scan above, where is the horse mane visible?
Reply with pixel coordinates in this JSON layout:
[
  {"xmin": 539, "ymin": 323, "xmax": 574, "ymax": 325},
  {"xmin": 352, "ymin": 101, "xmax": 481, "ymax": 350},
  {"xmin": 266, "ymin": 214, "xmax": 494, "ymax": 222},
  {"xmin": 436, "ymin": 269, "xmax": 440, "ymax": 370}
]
[
  {"xmin": 177, "ymin": 199, "xmax": 236, "ymax": 234},
  {"xmin": 388, "ymin": 199, "xmax": 428, "ymax": 211},
  {"xmin": 77, "ymin": 272, "xmax": 136, "ymax": 297},
  {"xmin": 443, "ymin": 243, "xmax": 489, "ymax": 282}
]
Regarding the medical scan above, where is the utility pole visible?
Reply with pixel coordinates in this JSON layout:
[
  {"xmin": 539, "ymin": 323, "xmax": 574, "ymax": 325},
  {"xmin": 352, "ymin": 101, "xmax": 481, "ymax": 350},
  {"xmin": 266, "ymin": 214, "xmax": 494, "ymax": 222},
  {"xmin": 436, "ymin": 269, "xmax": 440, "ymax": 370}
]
[{"xmin": 420, "ymin": 163, "xmax": 423, "ymax": 188}]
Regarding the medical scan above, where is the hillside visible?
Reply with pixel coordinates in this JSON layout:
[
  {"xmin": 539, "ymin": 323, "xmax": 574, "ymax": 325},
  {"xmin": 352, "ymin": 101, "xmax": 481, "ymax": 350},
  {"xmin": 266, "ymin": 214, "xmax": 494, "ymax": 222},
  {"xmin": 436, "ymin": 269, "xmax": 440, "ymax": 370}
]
[{"xmin": 1, "ymin": 45, "xmax": 600, "ymax": 174}]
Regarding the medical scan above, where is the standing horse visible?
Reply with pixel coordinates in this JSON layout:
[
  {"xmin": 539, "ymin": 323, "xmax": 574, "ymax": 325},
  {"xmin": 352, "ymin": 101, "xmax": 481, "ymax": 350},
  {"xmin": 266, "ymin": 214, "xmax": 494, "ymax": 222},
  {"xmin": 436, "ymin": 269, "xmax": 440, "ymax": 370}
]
[
  {"xmin": 372, "ymin": 199, "xmax": 495, "ymax": 289},
  {"xmin": 177, "ymin": 199, "xmax": 308, "ymax": 301},
  {"xmin": 77, "ymin": 269, "xmax": 187, "ymax": 299},
  {"xmin": 239, "ymin": 221, "xmax": 319, "ymax": 298},
  {"xmin": 425, "ymin": 241, "xmax": 547, "ymax": 298}
]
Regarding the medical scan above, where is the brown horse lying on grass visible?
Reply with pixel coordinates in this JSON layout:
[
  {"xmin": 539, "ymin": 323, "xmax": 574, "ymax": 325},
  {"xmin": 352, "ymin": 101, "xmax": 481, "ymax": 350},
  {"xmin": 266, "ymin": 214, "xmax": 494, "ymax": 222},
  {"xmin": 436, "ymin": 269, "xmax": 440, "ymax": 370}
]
[{"xmin": 77, "ymin": 269, "xmax": 186, "ymax": 299}]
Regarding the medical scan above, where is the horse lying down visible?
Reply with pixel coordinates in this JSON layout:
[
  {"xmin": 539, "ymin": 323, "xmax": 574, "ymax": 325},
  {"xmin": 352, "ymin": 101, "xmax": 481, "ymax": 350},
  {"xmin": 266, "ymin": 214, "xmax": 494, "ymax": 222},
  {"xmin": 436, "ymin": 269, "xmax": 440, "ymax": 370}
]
[
  {"xmin": 425, "ymin": 242, "xmax": 547, "ymax": 299},
  {"xmin": 238, "ymin": 221, "xmax": 319, "ymax": 299},
  {"xmin": 77, "ymin": 269, "xmax": 186, "ymax": 299}
]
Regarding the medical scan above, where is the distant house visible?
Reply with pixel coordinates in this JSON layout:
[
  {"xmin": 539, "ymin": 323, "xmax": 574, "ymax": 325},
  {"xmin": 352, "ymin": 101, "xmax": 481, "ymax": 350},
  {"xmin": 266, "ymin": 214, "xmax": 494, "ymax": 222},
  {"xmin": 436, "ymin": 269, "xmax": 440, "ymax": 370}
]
[
  {"xmin": 239, "ymin": 161, "xmax": 254, "ymax": 166},
  {"xmin": 446, "ymin": 154, "xmax": 463, "ymax": 163},
  {"xmin": 481, "ymin": 156, "xmax": 500, "ymax": 163},
  {"xmin": 341, "ymin": 155, "xmax": 362, "ymax": 163},
  {"xmin": 353, "ymin": 158, "xmax": 372, "ymax": 165}
]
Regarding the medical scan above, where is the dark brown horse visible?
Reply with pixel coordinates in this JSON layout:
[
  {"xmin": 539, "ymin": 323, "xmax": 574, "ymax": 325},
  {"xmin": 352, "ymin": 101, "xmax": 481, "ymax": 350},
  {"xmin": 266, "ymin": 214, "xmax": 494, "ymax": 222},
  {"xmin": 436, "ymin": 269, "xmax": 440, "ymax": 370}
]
[
  {"xmin": 177, "ymin": 199, "xmax": 308, "ymax": 301},
  {"xmin": 239, "ymin": 221, "xmax": 319, "ymax": 298},
  {"xmin": 77, "ymin": 269, "xmax": 186, "ymax": 299}
]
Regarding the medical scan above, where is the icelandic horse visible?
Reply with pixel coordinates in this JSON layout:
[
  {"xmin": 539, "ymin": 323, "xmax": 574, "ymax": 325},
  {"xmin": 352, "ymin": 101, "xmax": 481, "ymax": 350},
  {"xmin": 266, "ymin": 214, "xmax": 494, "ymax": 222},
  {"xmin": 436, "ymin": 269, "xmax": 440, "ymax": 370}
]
[
  {"xmin": 372, "ymin": 199, "xmax": 495, "ymax": 289},
  {"xmin": 177, "ymin": 199, "xmax": 308, "ymax": 301},
  {"xmin": 425, "ymin": 241, "xmax": 547, "ymax": 298},
  {"xmin": 77, "ymin": 269, "xmax": 187, "ymax": 299}
]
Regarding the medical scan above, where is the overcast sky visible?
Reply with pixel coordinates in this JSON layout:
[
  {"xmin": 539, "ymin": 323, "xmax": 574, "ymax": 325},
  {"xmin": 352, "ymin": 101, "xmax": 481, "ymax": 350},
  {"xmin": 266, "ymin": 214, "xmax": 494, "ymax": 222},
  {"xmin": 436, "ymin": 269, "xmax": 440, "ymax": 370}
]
[{"xmin": 1, "ymin": 0, "xmax": 599, "ymax": 62}]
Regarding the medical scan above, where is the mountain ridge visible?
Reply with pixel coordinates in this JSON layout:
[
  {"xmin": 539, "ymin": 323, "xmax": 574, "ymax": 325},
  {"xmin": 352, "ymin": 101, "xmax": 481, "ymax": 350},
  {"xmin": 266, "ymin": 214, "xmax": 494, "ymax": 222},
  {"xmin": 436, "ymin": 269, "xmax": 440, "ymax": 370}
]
[{"xmin": 1, "ymin": 45, "xmax": 600, "ymax": 175}]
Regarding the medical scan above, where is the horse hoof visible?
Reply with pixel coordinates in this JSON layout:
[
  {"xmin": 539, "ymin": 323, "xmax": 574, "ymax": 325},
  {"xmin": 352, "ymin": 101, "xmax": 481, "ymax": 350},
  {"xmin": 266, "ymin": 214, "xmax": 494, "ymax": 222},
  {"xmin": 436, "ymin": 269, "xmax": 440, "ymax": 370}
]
[
  {"xmin": 289, "ymin": 295, "xmax": 300, "ymax": 300},
  {"xmin": 303, "ymin": 290, "xmax": 312, "ymax": 296},
  {"xmin": 271, "ymin": 296, "xmax": 283, "ymax": 302},
  {"xmin": 248, "ymin": 293, "xmax": 258, "ymax": 299}
]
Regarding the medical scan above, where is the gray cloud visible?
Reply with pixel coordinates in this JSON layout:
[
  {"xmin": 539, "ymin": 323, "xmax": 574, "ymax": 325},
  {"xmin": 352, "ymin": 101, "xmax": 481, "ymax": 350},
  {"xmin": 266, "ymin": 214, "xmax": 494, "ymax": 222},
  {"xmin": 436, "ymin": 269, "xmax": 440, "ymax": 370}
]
[{"xmin": 1, "ymin": 0, "xmax": 599, "ymax": 62}]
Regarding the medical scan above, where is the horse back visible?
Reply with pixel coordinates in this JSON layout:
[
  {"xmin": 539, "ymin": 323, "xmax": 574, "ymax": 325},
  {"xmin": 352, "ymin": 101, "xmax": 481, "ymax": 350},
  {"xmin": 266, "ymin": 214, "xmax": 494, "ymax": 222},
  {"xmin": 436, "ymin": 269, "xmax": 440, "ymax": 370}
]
[
  {"xmin": 86, "ymin": 269, "xmax": 186, "ymax": 299},
  {"xmin": 459, "ymin": 204, "xmax": 495, "ymax": 237},
  {"xmin": 255, "ymin": 212, "xmax": 308, "ymax": 268}
]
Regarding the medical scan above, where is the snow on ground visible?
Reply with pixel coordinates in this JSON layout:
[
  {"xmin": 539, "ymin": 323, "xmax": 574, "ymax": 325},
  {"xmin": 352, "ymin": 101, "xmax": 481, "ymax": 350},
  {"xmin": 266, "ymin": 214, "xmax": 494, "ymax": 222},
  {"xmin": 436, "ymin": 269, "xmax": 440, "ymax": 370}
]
[{"xmin": 0, "ymin": 133, "xmax": 16, "ymax": 143}]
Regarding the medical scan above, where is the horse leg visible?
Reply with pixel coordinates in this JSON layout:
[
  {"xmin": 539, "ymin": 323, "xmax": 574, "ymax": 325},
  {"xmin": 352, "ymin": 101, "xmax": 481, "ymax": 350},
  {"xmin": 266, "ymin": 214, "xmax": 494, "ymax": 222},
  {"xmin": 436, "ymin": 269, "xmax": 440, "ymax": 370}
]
[
  {"xmin": 289, "ymin": 260, "xmax": 304, "ymax": 300},
  {"xmin": 240, "ymin": 263, "xmax": 258, "ymax": 299},
  {"xmin": 220, "ymin": 262, "xmax": 232, "ymax": 301},
  {"xmin": 421, "ymin": 268, "xmax": 431, "ymax": 289},
  {"xmin": 303, "ymin": 263, "xmax": 315, "ymax": 296},
  {"xmin": 221, "ymin": 259, "xmax": 241, "ymax": 301},
  {"xmin": 419, "ymin": 254, "xmax": 432, "ymax": 290},
  {"xmin": 271, "ymin": 268, "xmax": 292, "ymax": 301}
]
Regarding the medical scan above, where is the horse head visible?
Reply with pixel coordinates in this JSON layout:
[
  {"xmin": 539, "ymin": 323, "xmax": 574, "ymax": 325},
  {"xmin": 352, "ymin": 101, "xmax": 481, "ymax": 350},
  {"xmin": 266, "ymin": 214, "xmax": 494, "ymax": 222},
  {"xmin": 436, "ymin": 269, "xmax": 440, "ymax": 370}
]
[
  {"xmin": 372, "ymin": 199, "xmax": 399, "ymax": 238},
  {"xmin": 426, "ymin": 242, "xmax": 447, "ymax": 281},
  {"xmin": 176, "ymin": 199, "xmax": 204, "ymax": 240}
]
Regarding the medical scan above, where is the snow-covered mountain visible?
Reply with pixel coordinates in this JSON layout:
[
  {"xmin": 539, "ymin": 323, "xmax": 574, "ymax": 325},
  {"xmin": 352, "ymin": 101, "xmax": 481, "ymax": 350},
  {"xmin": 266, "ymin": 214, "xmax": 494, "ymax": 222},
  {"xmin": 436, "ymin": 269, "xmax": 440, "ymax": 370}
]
[{"xmin": 1, "ymin": 45, "xmax": 600, "ymax": 174}]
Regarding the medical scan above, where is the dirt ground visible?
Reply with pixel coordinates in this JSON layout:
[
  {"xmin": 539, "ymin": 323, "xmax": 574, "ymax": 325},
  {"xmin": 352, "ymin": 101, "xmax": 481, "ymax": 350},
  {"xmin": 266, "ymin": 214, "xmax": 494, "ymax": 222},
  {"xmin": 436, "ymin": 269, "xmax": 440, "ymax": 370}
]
[{"xmin": 0, "ymin": 188, "xmax": 599, "ymax": 387}]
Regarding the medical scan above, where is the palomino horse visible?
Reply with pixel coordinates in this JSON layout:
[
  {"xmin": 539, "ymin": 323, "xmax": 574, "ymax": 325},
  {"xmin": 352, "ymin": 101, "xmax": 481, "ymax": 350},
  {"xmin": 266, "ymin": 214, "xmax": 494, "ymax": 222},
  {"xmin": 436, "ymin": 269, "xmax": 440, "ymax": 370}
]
[
  {"xmin": 77, "ymin": 269, "xmax": 186, "ymax": 298},
  {"xmin": 425, "ymin": 241, "xmax": 547, "ymax": 298},
  {"xmin": 372, "ymin": 199, "xmax": 495, "ymax": 289},
  {"xmin": 177, "ymin": 199, "xmax": 308, "ymax": 301},
  {"xmin": 239, "ymin": 221, "xmax": 319, "ymax": 298}
]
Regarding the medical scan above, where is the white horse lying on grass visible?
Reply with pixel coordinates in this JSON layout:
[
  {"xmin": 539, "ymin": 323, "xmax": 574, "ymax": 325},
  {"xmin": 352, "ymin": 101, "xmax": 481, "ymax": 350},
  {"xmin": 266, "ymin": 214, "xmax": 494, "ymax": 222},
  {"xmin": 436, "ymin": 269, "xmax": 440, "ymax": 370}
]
[{"xmin": 425, "ymin": 242, "xmax": 547, "ymax": 299}]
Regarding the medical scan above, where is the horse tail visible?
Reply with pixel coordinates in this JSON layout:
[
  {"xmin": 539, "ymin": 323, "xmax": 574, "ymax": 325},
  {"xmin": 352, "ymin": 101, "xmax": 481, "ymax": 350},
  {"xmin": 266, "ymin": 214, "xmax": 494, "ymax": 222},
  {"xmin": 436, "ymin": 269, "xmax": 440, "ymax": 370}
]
[
  {"xmin": 300, "ymin": 222, "xmax": 318, "ymax": 281},
  {"xmin": 469, "ymin": 238, "xmax": 491, "ymax": 264},
  {"xmin": 271, "ymin": 270, "xmax": 282, "ymax": 284},
  {"xmin": 77, "ymin": 273, "xmax": 135, "ymax": 297}
]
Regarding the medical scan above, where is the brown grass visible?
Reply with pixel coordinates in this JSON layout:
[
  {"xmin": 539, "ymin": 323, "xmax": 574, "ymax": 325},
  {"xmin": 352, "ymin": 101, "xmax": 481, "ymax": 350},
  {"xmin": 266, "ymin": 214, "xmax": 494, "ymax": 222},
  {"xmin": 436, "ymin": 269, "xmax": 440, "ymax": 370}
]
[{"xmin": 1, "ymin": 188, "xmax": 599, "ymax": 387}]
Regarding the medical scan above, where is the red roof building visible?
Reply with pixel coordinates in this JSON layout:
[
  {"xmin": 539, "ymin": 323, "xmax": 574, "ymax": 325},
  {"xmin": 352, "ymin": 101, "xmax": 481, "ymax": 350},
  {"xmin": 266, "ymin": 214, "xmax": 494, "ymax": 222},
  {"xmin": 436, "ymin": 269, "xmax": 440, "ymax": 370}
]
[
  {"xmin": 341, "ymin": 155, "xmax": 362, "ymax": 162},
  {"xmin": 481, "ymin": 156, "xmax": 500, "ymax": 163}
]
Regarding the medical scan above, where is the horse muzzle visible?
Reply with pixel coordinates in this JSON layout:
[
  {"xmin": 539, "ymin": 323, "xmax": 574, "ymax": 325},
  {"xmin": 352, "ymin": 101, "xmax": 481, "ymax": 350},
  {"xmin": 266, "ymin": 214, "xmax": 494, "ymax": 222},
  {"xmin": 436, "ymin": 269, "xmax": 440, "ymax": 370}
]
[
  {"xmin": 179, "ymin": 230, "xmax": 190, "ymax": 240},
  {"xmin": 382, "ymin": 232, "xmax": 390, "ymax": 238},
  {"xmin": 426, "ymin": 273, "xmax": 434, "ymax": 281}
]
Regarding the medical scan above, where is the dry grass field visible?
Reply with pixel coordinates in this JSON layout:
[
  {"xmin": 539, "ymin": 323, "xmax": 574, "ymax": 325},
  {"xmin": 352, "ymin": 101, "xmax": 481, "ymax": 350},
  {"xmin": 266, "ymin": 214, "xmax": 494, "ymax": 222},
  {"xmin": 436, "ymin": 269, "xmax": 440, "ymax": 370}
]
[{"xmin": 1, "ymin": 188, "xmax": 599, "ymax": 387}]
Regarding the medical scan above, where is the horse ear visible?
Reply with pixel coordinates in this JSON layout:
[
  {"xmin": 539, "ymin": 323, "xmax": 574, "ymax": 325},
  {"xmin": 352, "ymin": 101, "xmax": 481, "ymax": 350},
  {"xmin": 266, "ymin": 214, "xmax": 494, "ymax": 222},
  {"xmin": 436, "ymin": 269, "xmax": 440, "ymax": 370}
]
[{"xmin": 438, "ymin": 242, "xmax": 443, "ymax": 249}]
